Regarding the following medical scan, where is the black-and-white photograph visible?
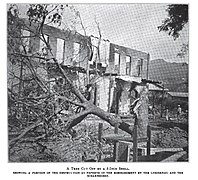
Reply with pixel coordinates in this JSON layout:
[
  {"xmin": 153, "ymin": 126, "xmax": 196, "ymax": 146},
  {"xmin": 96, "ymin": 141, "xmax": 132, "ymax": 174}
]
[{"xmin": 7, "ymin": 3, "xmax": 188, "ymax": 163}]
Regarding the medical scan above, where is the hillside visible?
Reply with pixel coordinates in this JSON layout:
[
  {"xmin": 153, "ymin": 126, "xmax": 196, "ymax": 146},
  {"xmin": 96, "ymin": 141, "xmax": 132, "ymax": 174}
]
[{"xmin": 149, "ymin": 59, "xmax": 188, "ymax": 92}]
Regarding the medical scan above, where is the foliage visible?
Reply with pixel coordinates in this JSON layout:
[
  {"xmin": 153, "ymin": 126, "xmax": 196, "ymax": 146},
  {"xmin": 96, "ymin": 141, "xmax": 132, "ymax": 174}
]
[
  {"xmin": 158, "ymin": 4, "xmax": 188, "ymax": 40},
  {"xmin": 7, "ymin": 4, "xmax": 85, "ymax": 160},
  {"xmin": 177, "ymin": 43, "xmax": 189, "ymax": 58},
  {"xmin": 152, "ymin": 127, "xmax": 188, "ymax": 148},
  {"xmin": 7, "ymin": 4, "xmax": 139, "ymax": 162}
]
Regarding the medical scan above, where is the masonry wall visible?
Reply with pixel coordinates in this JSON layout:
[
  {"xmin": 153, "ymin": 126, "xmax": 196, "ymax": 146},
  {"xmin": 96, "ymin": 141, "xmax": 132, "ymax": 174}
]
[
  {"xmin": 97, "ymin": 77, "xmax": 110, "ymax": 111},
  {"xmin": 22, "ymin": 20, "xmax": 90, "ymax": 70},
  {"xmin": 135, "ymin": 85, "xmax": 149, "ymax": 138},
  {"xmin": 119, "ymin": 81, "xmax": 132, "ymax": 114},
  {"xmin": 107, "ymin": 43, "xmax": 149, "ymax": 79},
  {"xmin": 8, "ymin": 20, "xmax": 90, "ymax": 94}
]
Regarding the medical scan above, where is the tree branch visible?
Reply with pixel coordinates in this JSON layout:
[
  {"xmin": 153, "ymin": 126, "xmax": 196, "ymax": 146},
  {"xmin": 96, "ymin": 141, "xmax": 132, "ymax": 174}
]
[
  {"xmin": 91, "ymin": 105, "xmax": 134, "ymax": 135},
  {"xmin": 9, "ymin": 120, "xmax": 43, "ymax": 147},
  {"xmin": 9, "ymin": 52, "xmax": 54, "ymax": 61},
  {"xmin": 64, "ymin": 109, "xmax": 92, "ymax": 130},
  {"xmin": 52, "ymin": 58, "xmax": 88, "ymax": 103},
  {"xmin": 57, "ymin": 96, "xmax": 86, "ymax": 108},
  {"xmin": 63, "ymin": 102, "xmax": 134, "ymax": 135}
]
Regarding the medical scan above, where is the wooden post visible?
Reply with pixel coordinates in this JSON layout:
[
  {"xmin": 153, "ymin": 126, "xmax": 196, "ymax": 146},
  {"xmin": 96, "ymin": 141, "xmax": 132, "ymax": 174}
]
[
  {"xmin": 107, "ymin": 74, "xmax": 112, "ymax": 112},
  {"xmin": 115, "ymin": 92, "xmax": 119, "ymax": 115},
  {"xmin": 147, "ymin": 125, "xmax": 151, "ymax": 156},
  {"xmin": 98, "ymin": 123, "xmax": 103, "ymax": 162},
  {"xmin": 152, "ymin": 91, "xmax": 155, "ymax": 109},
  {"xmin": 114, "ymin": 123, "xmax": 119, "ymax": 134},
  {"xmin": 133, "ymin": 124, "xmax": 138, "ymax": 162},
  {"xmin": 113, "ymin": 141, "xmax": 119, "ymax": 162},
  {"xmin": 146, "ymin": 53, "xmax": 150, "ymax": 80},
  {"xmin": 113, "ymin": 123, "xmax": 119, "ymax": 162},
  {"xmin": 160, "ymin": 84, "xmax": 165, "ymax": 118}
]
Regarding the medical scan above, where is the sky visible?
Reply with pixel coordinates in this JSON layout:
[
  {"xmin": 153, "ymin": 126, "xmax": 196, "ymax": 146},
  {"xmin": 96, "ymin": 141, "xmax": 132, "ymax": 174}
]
[
  {"xmin": 72, "ymin": 4, "xmax": 189, "ymax": 63},
  {"xmin": 16, "ymin": 3, "xmax": 189, "ymax": 63}
]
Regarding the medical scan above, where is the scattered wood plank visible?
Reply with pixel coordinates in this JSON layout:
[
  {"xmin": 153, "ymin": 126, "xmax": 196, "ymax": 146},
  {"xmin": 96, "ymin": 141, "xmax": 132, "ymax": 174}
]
[
  {"xmin": 98, "ymin": 123, "xmax": 103, "ymax": 162},
  {"xmin": 102, "ymin": 134, "xmax": 147, "ymax": 143},
  {"xmin": 161, "ymin": 151, "xmax": 186, "ymax": 162}
]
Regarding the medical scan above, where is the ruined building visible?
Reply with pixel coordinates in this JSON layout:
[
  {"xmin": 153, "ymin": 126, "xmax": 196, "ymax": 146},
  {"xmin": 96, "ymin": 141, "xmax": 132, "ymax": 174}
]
[{"xmin": 8, "ymin": 19, "xmax": 150, "ymax": 125}]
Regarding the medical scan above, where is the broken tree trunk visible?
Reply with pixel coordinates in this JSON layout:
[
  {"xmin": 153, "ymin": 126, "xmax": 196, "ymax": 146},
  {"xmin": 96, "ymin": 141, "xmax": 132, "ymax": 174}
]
[
  {"xmin": 63, "ymin": 82, "xmax": 149, "ymax": 137},
  {"xmin": 64, "ymin": 102, "xmax": 134, "ymax": 135}
]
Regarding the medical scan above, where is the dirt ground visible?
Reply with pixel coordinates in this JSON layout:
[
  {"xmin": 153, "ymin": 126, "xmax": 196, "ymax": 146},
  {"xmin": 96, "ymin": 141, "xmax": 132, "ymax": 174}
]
[{"xmin": 9, "ymin": 114, "xmax": 188, "ymax": 162}]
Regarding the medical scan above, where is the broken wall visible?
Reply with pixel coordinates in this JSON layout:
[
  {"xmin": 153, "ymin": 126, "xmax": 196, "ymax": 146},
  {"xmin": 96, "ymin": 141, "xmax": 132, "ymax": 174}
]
[
  {"xmin": 97, "ymin": 76, "xmax": 114, "ymax": 112},
  {"xmin": 135, "ymin": 85, "xmax": 149, "ymax": 138},
  {"xmin": 107, "ymin": 43, "xmax": 149, "ymax": 79},
  {"xmin": 110, "ymin": 78, "xmax": 149, "ymax": 138}
]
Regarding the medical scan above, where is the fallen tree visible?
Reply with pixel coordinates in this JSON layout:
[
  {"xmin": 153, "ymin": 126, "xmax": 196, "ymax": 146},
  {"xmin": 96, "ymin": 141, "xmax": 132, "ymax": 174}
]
[{"xmin": 8, "ymin": 4, "xmax": 148, "ymax": 152}]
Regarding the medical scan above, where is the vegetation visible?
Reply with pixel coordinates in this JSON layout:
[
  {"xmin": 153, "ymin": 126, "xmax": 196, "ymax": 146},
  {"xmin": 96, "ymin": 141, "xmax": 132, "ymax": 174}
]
[
  {"xmin": 8, "ymin": 4, "xmax": 146, "ymax": 162},
  {"xmin": 8, "ymin": 4, "xmax": 188, "ymax": 162},
  {"xmin": 158, "ymin": 4, "xmax": 189, "ymax": 58},
  {"xmin": 158, "ymin": 4, "xmax": 188, "ymax": 40}
]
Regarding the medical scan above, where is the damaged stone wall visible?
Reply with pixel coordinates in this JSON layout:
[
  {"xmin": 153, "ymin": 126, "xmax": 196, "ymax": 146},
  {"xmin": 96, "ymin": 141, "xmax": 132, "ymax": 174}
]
[
  {"xmin": 109, "ymin": 78, "xmax": 149, "ymax": 138},
  {"xmin": 119, "ymin": 81, "xmax": 131, "ymax": 114},
  {"xmin": 97, "ymin": 76, "xmax": 115, "ymax": 112},
  {"xmin": 134, "ymin": 85, "xmax": 149, "ymax": 138},
  {"xmin": 107, "ymin": 43, "xmax": 149, "ymax": 79}
]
